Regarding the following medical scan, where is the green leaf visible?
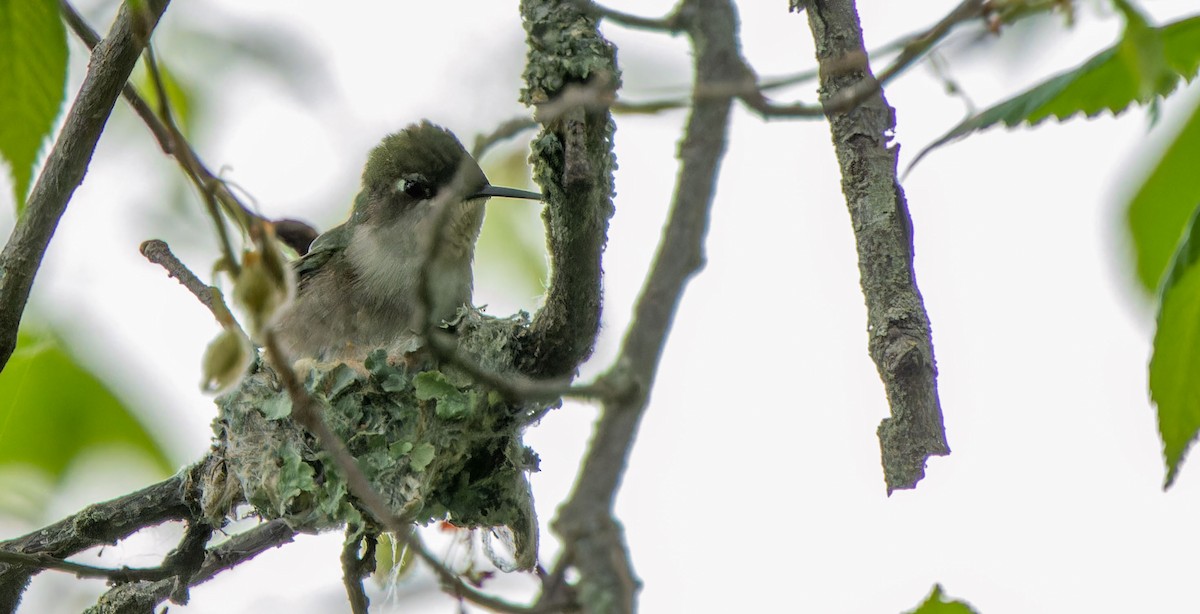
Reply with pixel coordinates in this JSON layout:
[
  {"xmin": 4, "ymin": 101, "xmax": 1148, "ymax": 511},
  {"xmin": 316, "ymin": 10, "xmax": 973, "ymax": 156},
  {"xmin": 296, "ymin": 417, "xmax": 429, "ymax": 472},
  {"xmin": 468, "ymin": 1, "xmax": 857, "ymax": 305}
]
[
  {"xmin": 388, "ymin": 441, "xmax": 413, "ymax": 458},
  {"xmin": 380, "ymin": 373, "xmax": 407, "ymax": 393},
  {"xmin": 904, "ymin": 585, "xmax": 979, "ymax": 614},
  {"xmin": 364, "ymin": 348, "xmax": 389, "ymax": 377},
  {"xmin": 1150, "ymin": 201, "xmax": 1200, "ymax": 487},
  {"xmin": 911, "ymin": 14, "xmax": 1200, "ymax": 167},
  {"xmin": 131, "ymin": 58, "xmax": 195, "ymax": 136},
  {"xmin": 0, "ymin": 0, "xmax": 68, "ymax": 211},
  {"xmin": 1112, "ymin": 0, "xmax": 1174, "ymax": 104},
  {"xmin": 274, "ymin": 443, "xmax": 316, "ymax": 514},
  {"xmin": 478, "ymin": 148, "xmax": 549, "ymax": 300},
  {"xmin": 261, "ymin": 394, "xmax": 293, "ymax": 420},
  {"xmin": 1126, "ymin": 96, "xmax": 1200, "ymax": 292},
  {"xmin": 372, "ymin": 530, "xmax": 417, "ymax": 583},
  {"xmin": 413, "ymin": 371, "xmax": 471, "ymax": 419},
  {"xmin": 326, "ymin": 363, "xmax": 360, "ymax": 399},
  {"xmin": 408, "ymin": 442, "xmax": 435, "ymax": 471},
  {"xmin": 413, "ymin": 371, "xmax": 459, "ymax": 401},
  {"xmin": 0, "ymin": 327, "xmax": 174, "ymax": 516}
]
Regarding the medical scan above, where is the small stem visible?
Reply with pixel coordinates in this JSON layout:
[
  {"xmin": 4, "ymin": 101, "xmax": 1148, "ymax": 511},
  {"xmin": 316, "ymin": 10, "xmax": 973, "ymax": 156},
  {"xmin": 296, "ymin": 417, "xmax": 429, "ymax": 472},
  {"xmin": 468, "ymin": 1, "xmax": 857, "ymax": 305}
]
[
  {"xmin": 139, "ymin": 240, "xmax": 224, "ymax": 322},
  {"xmin": 341, "ymin": 528, "xmax": 372, "ymax": 614}
]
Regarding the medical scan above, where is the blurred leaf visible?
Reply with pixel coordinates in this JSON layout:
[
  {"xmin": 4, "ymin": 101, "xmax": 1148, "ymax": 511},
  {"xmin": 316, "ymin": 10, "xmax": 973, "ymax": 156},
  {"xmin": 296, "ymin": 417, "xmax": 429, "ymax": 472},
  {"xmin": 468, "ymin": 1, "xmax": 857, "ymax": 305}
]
[
  {"xmin": 201, "ymin": 326, "xmax": 252, "ymax": 393},
  {"xmin": 372, "ymin": 531, "xmax": 416, "ymax": 584},
  {"xmin": 478, "ymin": 146, "xmax": 548, "ymax": 300},
  {"xmin": 912, "ymin": 14, "xmax": 1200, "ymax": 167},
  {"xmin": 904, "ymin": 585, "xmax": 979, "ymax": 614},
  {"xmin": 0, "ymin": 0, "xmax": 68, "ymax": 211},
  {"xmin": 1126, "ymin": 95, "xmax": 1200, "ymax": 293},
  {"xmin": 1150, "ymin": 200, "xmax": 1200, "ymax": 487},
  {"xmin": 131, "ymin": 58, "xmax": 195, "ymax": 136},
  {"xmin": 261, "ymin": 395, "xmax": 292, "ymax": 420},
  {"xmin": 1112, "ymin": 0, "xmax": 1174, "ymax": 103},
  {"xmin": 172, "ymin": 20, "xmax": 327, "ymax": 103},
  {"xmin": 0, "ymin": 327, "xmax": 174, "ymax": 515},
  {"xmin": 233, "ymin": 235, "xmax": 295, "ymax": 340}
]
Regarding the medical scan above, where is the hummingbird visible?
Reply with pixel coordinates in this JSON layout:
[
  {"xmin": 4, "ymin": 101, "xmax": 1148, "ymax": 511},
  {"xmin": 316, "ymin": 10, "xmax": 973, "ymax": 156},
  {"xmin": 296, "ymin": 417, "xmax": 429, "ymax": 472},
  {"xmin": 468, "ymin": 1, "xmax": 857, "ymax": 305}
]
[{"xmin": 271, "ymin": 122, "xmax": 542, "ymax": 362}]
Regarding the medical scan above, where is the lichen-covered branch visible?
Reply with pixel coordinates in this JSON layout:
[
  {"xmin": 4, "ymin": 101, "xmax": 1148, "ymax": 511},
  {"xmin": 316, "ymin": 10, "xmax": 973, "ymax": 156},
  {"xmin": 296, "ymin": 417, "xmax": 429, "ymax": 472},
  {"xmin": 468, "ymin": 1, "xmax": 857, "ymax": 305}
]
[
  {"xmin": 84, "ymin": 519, "xmax": 294, "ymax": 613},
  {"xmin": 516, "ymin": 0, "xmax": 618, "ymax": 378},
  {"xmin": 538, "ymin": 1, "xmax": 740, "ymax": 611},
  {"xmin": 0, "ymin": 0, "xmax": 170, "ymax": 374},
  {"xmin": 0, "ymin": 469, "xmax": 193, "ymax": 611},
  {"xmin": 803, "ymin": 0, "xmax": 950, "ymax": 492}
]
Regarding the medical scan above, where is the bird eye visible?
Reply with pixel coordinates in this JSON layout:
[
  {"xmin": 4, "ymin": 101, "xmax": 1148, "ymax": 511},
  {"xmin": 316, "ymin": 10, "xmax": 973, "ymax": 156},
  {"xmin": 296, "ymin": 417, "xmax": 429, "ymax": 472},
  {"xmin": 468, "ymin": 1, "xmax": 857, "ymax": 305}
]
[{"xmin": 395, "ymin": 178, "xmax": 435, "ymax": 200}]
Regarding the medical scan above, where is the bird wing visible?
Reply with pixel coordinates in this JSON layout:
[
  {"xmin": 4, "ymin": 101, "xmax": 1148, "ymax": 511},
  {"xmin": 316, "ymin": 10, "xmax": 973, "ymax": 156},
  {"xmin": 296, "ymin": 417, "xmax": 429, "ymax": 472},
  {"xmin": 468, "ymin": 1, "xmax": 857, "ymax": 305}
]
[{"xmin": 293, "ymin": 222, "xmax": 350, "ymax": 285}]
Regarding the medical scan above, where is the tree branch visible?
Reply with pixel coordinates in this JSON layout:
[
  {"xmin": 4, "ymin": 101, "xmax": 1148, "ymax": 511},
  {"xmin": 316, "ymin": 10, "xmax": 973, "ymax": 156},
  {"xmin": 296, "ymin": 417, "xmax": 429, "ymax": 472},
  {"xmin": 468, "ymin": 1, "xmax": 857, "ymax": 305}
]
[
  {"xmin": 0, "ymin": 469, "xmax": 194, "ymax": 611},
  {"xmin": 140, "ymin": 239, "xmax": 227, "ymax": 324},
  {"xmin": 538, "ymin": 0, "xmax": 740, "ymax": 610},
  {"xmin": 408, "ymin": 535, "xmax": 532, "ymax": 614},
  {"xmin": 0, "ymin": 0, "xmax": 171, "ymax": 373},
  {"xmin": 472, "ymin": 117, "xmax": 539, "ymax": 159},
  {"xmin": 575, "ymin": 0, "xmax": 683, "ymax": 31},
  {"xmin": 0, "ymin": 550, "xmax": 170, "ymax": 584},
  {"xmin": 58, "ymin": 0, "xmax": 174, "ymax": 153},
  {"xmin": 803, "ymin": 0, "xmax": 950, "ymax": 492},
  {"xmin": 587, "ymin": 0, "xmax": 989, "ymax": 121},
  {"xmin": 516, "ymin": 0, "xmax": 618, "ymax": 378},
  {"xmin": 340, "ymin": 528, "xmax": 374, "ymax": 614},
  {"xmin": 85, "ymin": 519, "xmax": 295, "ymax": 613}
]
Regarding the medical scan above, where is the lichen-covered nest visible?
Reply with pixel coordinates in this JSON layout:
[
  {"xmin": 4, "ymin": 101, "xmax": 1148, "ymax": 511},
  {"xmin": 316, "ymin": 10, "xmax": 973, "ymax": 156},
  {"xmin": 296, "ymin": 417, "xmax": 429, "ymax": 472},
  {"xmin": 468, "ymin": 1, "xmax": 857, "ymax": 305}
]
[{"xmin": 204, "ymin": 309, "xmax": 552, "ymax": 569}]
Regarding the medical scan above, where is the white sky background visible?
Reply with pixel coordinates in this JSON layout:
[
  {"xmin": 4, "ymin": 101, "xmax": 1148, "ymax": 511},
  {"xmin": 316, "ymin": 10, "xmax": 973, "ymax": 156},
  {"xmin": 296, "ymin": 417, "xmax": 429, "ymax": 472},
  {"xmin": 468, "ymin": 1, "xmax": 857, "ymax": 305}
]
[{"xmin": 5, "ymin": 0, "xmax": 1200, "ymax": 612}]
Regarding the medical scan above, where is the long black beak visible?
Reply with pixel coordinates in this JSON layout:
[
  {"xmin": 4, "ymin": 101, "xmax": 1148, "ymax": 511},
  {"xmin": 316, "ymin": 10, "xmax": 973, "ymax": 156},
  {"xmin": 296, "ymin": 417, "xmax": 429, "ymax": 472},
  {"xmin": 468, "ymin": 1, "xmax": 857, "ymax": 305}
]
[{"xmin": 471, "ymin": 184, "xmax": 543, "ymax": 201}]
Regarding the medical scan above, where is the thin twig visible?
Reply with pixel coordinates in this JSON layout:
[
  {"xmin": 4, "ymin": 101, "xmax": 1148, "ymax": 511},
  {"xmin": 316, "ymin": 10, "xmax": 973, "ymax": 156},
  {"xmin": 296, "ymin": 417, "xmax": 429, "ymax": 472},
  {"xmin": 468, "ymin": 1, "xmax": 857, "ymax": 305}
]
[
  {"xmin": 141, "ymin": 43, "xmax": 243, "ymax": 274},
  {"xmin": 262, "ymin": 331, "xmax": 411, "ymax": 532},
  {"xmin": 741, "ymin": 0, "xmax": 986, "ymax": 117},
  {"xmin": 88, "ymin": 519, "xmax": 296, "ymax": 611},
  {"xmin": 425, "ymin": 330, "xmax": 613, "ymax": 406},
  {"xmin": 58, "ymin": 0, "xmax": 174, "ymax": 152},
  {"xmin": 574, "ymin": 0, "xmax": 683, "ymax": 31},
  {"xmin": 139, "ymin": 239, "xmax": 226, "ymax": 322},
  {"xmin": 0, "ymin": 550, "xmax": 172, "ymax": 583},
  {"xmin": 584, "ymin": 0, "xmax": 989, "ymax": 120},
  {"xmin": 815, "ymin": 0, "xmax": 985, "ymax": 116},
  {"xmin": 61, "ymin": 0, "xmax": 258, "ymax": 275},
  {"xmin": 0, "ymin": 468, "xmax": 194, "ymax": 611},
  {"xmin": 472, "ymin": 117, "xmax": 539, "ymax": 159},
  {"xmin": 603, "ymin": 12, "xmax": 935, "ymax": 117},
  {"xmin": 408, "ymin": 535, "xmax": 531, "ymax": 614}
]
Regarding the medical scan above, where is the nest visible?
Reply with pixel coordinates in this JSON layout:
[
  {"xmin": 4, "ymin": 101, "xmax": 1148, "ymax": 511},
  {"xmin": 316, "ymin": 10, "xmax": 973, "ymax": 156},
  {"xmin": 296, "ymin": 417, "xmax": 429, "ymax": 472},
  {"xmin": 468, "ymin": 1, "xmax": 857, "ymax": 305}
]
[{"xmin": 203, "ymin": 309, "xmax": 552, "ymax": 569}]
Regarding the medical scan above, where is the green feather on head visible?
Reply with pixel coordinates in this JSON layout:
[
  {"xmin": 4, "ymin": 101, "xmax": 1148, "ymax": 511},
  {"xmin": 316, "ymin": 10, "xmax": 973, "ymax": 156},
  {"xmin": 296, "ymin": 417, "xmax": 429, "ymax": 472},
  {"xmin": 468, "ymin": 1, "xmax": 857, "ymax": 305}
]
[{"xmin": 360, "ymin": 121, "xmax": 487, "ymax": 201}]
